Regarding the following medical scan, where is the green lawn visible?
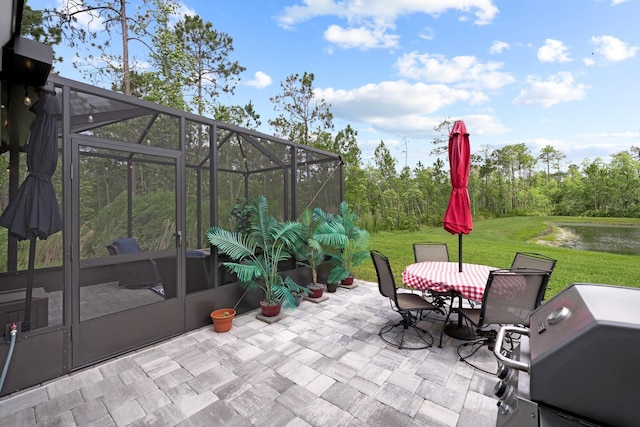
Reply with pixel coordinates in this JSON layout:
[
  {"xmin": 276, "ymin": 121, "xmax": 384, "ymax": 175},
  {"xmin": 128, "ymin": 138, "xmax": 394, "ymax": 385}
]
[{"xmin": 352, "ymin": 216, "xmax": 640, "ymax": 298}]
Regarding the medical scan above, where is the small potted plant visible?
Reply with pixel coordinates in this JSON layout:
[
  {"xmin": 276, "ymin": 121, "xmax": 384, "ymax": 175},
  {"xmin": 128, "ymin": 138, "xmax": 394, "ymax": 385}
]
[
  {"xmin": 295, "ymin": 208, "xmax": 347, "ymax": 298},
  {"xmin": 209, "ymin": 288, "xmax": 249, "ymax": 332},
  {"xmin": 207, "ymin": 195, "xmax": 309, "ymax": 317},
  {"xmin": 326, "ymin": 201, "xmax": 370, "ymax": 286},
  {"xmin": 210, "ymin": 308, "xmax": 236, "ymax": 332},
  {"xmin": 292, "ymin": 291, "xmax": 303, "ymax": 307}
]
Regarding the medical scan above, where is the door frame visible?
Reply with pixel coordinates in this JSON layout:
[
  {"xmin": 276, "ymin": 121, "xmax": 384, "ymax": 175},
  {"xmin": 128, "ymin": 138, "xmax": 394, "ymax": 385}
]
[{"xmin": 68, "ymin": 135, "xmax": 186, "ymax": 369}]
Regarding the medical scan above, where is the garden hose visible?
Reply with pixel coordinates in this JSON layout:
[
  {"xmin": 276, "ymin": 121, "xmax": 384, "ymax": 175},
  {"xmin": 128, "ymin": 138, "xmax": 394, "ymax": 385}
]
[{"xmin": 0, "ymin": 324, "xmax": 18, "ymax": 393}]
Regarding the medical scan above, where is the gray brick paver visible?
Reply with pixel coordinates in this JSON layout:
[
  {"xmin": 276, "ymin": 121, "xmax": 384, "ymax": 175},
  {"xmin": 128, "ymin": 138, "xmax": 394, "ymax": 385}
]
[
  {"xmin": 154, "ymin": 367, "xmax": 193, "ymax": 391},
  {"xmin": 128, "ymin": 403, "xmax": 186, "ymax": 427},
  {"xmin": 83, "ymin": 413, "xmax": 117, "ymax": 427},
  {"xmin": 178, "ymin": 399, "xmax": 239, "ymax": 426},
  {"xmin": 165, "ymin": 383, "xmax": 198, "ymax": 404},
  {"xmin": 178, "ymin": 351, "xmax": 220, "ymax": 377},
  {"xmin": 186, "ymin": 365, "xmax": 236, "ymax": 394},
  {"xmin": 415, "ymin": 378, "xmax": 465, "ymax": 413},
  {"xmin": 98, "ymin": 357, "xmax": 138, "ymax": 379},
  {"xmin": 413, "ymin": 399, "xmax": 458, "ymax": 427},
  {"xmin": 79, "ymin": 375, "xmax": 125, "ymax": 402},
  {"xmin": 300, "ymin": 397, "xmax": 354, "ymax": 427},
  {"xmin": 101, "ymin": 377, "xmax": 158, "ymax": 412},
  {"xmin": 277, "ymin": 385, "xmax": 317, "ymax": 417},
  {"xmin": 210, "ymin": 376, "xmax": 252, "ymax": 401},
  {"xmin": 109, "ymin": 399, "xmax": 146, "ymax": 427},
  {"xmin": 305, "ymin": 373, "xmax": 335, "ymax": 396},
  {"xmin": 45, "ymin": 369, "xmax": 104, "ymax": 399},
  {"xmin": 321, "ymin": 382, "xmax": 361, "ymax": 411},
  {"xmin": 249, "ymin": 400, "xmax": 296, "ymax": 426},
  {"xmin": 0, "ymin": 388, "xmax": 48, "ymax": 419},
  {"xmin": 135, "ymin": 388, "xmax": 171, "ymax": 414},
  {"xmin": 374, "ymin": 382, "xmax": 423, "ymax": 418},
  {"xmin": 175, "ymin": 391, "xmax": 218, "ymax": 417},
  {"xmin": 117, "ymin": 366, "xmax": 148, "ymax": 386},
  {"xmin": 34, "ymin": 390, "xmax": 84, "ymax": 424},
  {"xmin": 71, "ymin": 398, "xmax": 109, "ymax": 426},
  {"xmin": 1, "ymin": 281, "xmax": 497, "ymax": 426},
  {"xmin": 365, "ymin": 404, "xmax": 412, "ymax": 427},
  {"xmin": 0, "ymin": 406, "xmax": 36, "ymax": 426},
  {"xmin": 348, "ymin": 393, "xmax": 380, "ymax": 422},
  {"xmin": 227, "ymin": 383, "xmax": 279, "ymax": 418},
  {"xmin": 40, "ymin": 409, "xmax": 76, "ymax": 426}
]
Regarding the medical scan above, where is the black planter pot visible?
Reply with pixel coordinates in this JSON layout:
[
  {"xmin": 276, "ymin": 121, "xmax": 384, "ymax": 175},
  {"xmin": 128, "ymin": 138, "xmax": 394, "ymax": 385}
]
[{"xmin": 326, "ymin": 282, "xmax": 339, "ymax": 293}]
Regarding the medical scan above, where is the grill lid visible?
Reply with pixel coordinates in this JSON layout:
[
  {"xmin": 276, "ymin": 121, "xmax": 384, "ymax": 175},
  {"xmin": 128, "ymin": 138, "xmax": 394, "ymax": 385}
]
[{"xmin": 528, "ymin": 283, "xmax": 640, "ymax": 427}]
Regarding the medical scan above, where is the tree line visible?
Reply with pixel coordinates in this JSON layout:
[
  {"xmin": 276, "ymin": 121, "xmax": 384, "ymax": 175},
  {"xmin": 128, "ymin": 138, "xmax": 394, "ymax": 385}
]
[{"xmin": 22, "ymin": 0, "xmax": 640, "ymax": 233}]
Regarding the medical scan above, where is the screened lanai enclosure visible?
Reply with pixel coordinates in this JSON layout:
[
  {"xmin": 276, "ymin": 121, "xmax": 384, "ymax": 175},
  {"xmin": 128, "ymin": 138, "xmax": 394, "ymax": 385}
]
[{"xmin": 0, "ymin": 74, "xmax": 343, "ymax": 395}]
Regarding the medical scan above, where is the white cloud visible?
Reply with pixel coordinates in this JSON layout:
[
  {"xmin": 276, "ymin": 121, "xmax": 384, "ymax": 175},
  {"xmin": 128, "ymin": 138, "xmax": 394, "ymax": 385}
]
[
  {"xmin": 318, "ymin": 80, "xmax": 478, "ymax": 117},
  {"xmin": 57, "ymin": 0, "xmax": 104, "ymax": 31},
  {"xmin": 324, "ymin": 24, "xmax": 399, "ymax": 49},
  {"xmin": 520, "ymin": 132, "xmax": 636, "ymax": 163},
  {"xmin": 169, "ymin": 3, "xmax": 199, "ymax": 26},
  {"xmin": 277, "ymin": 0, "xmax": 500, "ymax": 30},
  {"xmin": 245, "ymin": 71, "xmax": 272, "ymax": 88},
  {"xmin": 537, "ymin": 39, "xmax": 572, "ymax": 63},
  {"xmin": 611, "ymin": 0, "xmax": 629, "ymax": 5},
  {"xmin": 489, "ymin": 41, "xmax": 510, "ymax": 54},
  {"xmin": 513, "ymin": 72, "xmax": 589, "ymax": 108},
  {"xmin": 462, "ymin": 114, "xmax": 510, "ymax": 135},
  {"xmin": 419, "ymin": 27, "xmax": 435, "ymax": 41},
  {"xmin": 315, "ymin": 80, "xmax": 491, "ymax": 137},
  {"xmin": 175, "ymin": 3, "xmax": 198, "ymax": 19},
  {"xmin": 396, "ymin": 52, "xmax": 515, "ymax": 90},
  {"xmin": 588, "ymin": 35, "xmax": 638, "ymax": 63}
]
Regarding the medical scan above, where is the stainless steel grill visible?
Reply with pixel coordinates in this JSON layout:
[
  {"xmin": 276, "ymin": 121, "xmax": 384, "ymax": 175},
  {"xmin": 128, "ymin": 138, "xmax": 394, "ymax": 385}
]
[{"xmin": 493, "ymin": 283, "xmax": 640, "ymax": 427}]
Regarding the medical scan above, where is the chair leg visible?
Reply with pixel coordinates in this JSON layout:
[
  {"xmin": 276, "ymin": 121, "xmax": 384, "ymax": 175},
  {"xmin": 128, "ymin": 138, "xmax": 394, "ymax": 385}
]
[
  {"xmin": 379, "ymin": 311, "xmax": 433, "ymax": 350},
  {"xmin": 456, "ymin": 329, "xmax": 505, "ymax": 374},
  {"xmin": 439, "ymin": 307, "xmax": 453, "ymax": 348}
]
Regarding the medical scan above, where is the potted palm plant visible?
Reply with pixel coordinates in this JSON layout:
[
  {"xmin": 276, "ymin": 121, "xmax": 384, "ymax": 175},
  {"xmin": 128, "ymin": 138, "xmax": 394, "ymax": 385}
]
[
  {"xmin": 295, "ymin": 208, "xmax": 347, "ymax": 296},
  {"xmin": 206, "ymin": 195, "xmax": 309, "ymax": 317},
  {"xmin": 326, "ymin": 201, "xmax": 370, "ymax": 286}
]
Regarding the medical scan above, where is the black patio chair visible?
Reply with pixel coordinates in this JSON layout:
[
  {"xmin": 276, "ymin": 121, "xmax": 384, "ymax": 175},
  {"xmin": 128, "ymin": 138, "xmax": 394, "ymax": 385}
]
[
  {"xmin": 371, "ymin": 250, "xmax": 438, "ymax": 350},
  {"xmin": 455, "ymin": 268, "xmax": 550, "ymax": 372},
  {"xmin": 106, "ymin": 237, "xmax": 162, "ymax": 291},
  {"xmin": 510, "ymin": 252, "xmax": 557, "ymax": 275},
  {"xmin": 413, "ymin": 242, "xmax": 450, "ymax": 263},
  {"xmin": 412, "ymin": 242, "xmax": 451, "ymax": 312}
]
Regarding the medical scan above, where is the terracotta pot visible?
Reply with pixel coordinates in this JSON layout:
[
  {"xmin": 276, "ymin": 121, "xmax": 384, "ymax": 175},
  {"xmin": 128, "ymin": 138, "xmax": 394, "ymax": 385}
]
[
  {"xmin": 210, "ymin": 309, "xmax": 236, "ymax": 333},
  {"xmin": 326, "ymin": 282, "xmax": 339, "ymax": 293},
  {"xmin": 308, "ymin": 284, "xmax": 325, "ymax": 298},
  {"xmin": 260, "ymin": 300, "xmax": 282, "ymax": 317},
  {"xmin": 341, "ymin": 276, "xmax": 354, "ymax": 286}
]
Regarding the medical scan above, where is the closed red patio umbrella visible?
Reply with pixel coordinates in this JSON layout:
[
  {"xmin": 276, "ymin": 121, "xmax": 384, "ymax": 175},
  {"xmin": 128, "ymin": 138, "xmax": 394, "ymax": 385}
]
[{"xmin": 443, "ymin": 120, "xmax": 473, "ymax": 272}]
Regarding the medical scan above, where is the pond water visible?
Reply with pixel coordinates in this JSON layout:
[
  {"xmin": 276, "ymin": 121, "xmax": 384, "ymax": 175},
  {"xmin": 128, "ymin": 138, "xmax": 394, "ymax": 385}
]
[{"xmin": 557, "ymin": 223, "xmax": 640, "ymax": 255}]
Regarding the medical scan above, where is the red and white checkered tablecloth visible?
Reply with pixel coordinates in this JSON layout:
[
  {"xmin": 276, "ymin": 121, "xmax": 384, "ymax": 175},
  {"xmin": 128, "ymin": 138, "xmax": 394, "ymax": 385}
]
[{"xmin": 402, "ymin": 261, "xmax": 496, "ymax": 302}]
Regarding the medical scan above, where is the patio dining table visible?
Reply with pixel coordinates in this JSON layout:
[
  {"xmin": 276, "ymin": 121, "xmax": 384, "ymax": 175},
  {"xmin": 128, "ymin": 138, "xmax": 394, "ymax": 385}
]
[{"xmin": 402, "ymin": 261, "xmax": 497, "ymax": 343}]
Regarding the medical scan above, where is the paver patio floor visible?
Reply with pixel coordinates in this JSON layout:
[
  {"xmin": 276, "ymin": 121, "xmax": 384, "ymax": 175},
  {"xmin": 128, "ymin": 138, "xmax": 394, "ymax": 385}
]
[{"xmin": 0, "ymin": 280, "xmax": 500, "ymax": 426}]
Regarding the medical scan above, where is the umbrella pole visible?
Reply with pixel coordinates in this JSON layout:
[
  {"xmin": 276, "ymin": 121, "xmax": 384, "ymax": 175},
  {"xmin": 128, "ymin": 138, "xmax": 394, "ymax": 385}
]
[
  {"xmin": 458, "ymin": 233, "xmax": 463, "ymax": 272},
  {"xmin": 23, "ymin": 236, "xmax": 36, "ymax": 332}
]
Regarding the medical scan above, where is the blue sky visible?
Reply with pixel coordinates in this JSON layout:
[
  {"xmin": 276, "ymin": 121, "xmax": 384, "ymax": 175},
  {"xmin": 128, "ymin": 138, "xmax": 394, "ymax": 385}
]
[{"xmin": 34, "ymin": 0, "xmax": 640, "ymax": 170}]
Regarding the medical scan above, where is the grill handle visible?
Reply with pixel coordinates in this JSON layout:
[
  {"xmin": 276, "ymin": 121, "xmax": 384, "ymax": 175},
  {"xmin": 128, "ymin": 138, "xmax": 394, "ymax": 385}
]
[{"xmin": 494, "ymin": 326, "xmax": 530, "ymax": 373}]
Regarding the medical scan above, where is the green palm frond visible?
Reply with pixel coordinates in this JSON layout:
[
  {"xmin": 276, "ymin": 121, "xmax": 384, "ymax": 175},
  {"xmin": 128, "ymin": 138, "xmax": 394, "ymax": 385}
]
[
  {"xmin": 222, "ymin": 262, "xmax": 262, "ymax": 284},
  {"xmin": 272, "ymin": 221, "xmax": 305, "ymax": 249},
  {"xmin": 206, "ymin": 227, "xmax": 256, "ymax": 260},
  {"xmin": 314, "ymin": 221, "xmax": 348, "ymax": 248},
  {"xmin": 251, "ymin": 195, "xmax": 272, "ymax": 247},
  {"xmin": 312, "ymin": 206, "xmax": 336, "ymax": 224},
  {"xmin": 208, "ymin": 194, "xmax": 308, "ymax": 308}
]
